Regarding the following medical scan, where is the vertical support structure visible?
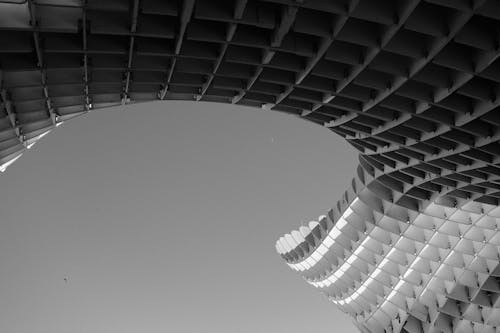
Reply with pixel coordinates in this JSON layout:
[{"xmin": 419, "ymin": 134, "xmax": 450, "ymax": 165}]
[
  {"xmin": 273, "ymin": 0, "xmax": 360, "ymax": 113},
  {"xmin": 315, "ymin": 0, "xmax": 422, "ymax": 115},
  {"xmin": 27, "ymin": 0, "xmax": 57, "ymax": 125},
  {"xmin": 232, "ymin": 1, "xmax": 300, "ymax": 105},
  {"xmin": 196, "ymin": 0, "xmax": 248, "ymax": 101},
  {"xmin": 82, "ymin": 1, "xmax": 91, "ymax": 111},
  {"xmin": 121, "ymin": 0, "xmax": 140, "ymax": 105},
  {"xmin": 159, "ymin": 0, "xmax": 195, "ymax": 100},
  {"xmin": 0, "ymin": 70, "xmax": 26, "ymax": 170},
  {"xmin": 0, "ymin": 71, "xmax": 23, "ymax": 145}
]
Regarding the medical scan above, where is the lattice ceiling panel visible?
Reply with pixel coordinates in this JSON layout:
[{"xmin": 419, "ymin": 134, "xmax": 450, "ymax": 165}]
[{"xmin": 1, "ymin": 1, "xmax": 500, "ymax": 331}]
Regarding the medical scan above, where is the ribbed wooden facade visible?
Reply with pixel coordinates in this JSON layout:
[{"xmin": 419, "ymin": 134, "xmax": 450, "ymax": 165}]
[{"xmin": 1, "ymin": 1, "xmax": 500, "ymax": 331}]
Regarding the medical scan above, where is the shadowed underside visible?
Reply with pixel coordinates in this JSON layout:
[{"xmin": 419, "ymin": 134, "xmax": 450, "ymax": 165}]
[{"xmin": 1, "ymin": 0, "xmax": 500, "ymax": 332}]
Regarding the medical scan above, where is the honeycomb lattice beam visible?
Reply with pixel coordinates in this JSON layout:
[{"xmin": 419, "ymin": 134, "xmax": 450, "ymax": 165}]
[{"xmin": 1, "ymin": 1, "xmax": 500, "ymax": 332}]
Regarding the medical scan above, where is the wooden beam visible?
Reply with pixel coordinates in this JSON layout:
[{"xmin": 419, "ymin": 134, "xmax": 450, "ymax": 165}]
[
  {"xmin": 122, "ymin": 0, "xmax": 141, "ymax": 105},
  {"xmin": 27, "ymin": 0, "xmax": 57, "ymax": 125},
  {"xmin": 159, "ymin": 0, "xmax": 195, "ymax": 100}
]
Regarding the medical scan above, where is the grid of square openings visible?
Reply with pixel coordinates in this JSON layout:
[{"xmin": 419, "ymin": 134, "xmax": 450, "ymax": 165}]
[
  {"xmin": 0, "ymin": 0, "xmax": 500, "ymax": 200},
  {"xmin": 0, "ymin": 1, "xmax": 495, "ymax": 121},
  {"xmin": 0, "ymin": 1, "xmax": 498, "ymax": 124}
]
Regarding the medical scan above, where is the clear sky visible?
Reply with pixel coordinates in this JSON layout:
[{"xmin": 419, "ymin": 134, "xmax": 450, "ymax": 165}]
[{"xmin": 0, "ymin": 101, "xmax": 358, "ymax": 333}]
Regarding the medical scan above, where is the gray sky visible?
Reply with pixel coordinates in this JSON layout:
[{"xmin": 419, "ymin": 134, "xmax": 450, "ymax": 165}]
[{"xmin": 0, "ymin": 101, "xmax": 357, "ymax": 333}]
